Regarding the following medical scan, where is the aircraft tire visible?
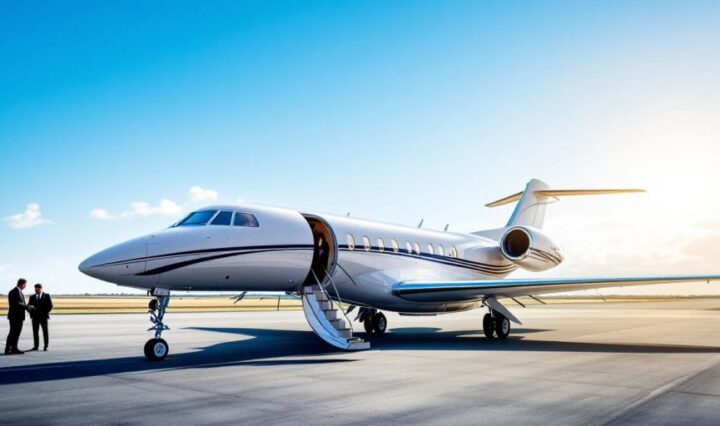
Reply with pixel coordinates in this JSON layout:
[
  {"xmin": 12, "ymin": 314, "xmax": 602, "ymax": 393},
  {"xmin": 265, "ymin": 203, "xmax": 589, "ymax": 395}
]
[
  {"xmin": 494, "ymin": 315, "xmax": 510, "ymax": 340},
  {"xmin": 483, "ymin": 313, "xmax": 495, "ymax": 338},
  {"xmin": 372, "ymin": 312, "xmax": 388, "ymax": 334},
  {"xmin": 363, "ymin": 317, "xmax": 374, "ymax": 334},
  {"xmin": 144, "ymin": 338, "xmax": 169, "ymax": 361}
]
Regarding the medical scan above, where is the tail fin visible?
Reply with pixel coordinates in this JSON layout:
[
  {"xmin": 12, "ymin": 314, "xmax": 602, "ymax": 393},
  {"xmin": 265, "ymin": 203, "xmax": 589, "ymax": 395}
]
[{"xmin": 485, "ymin": 179, "xmax": 644, "ymax": 229}]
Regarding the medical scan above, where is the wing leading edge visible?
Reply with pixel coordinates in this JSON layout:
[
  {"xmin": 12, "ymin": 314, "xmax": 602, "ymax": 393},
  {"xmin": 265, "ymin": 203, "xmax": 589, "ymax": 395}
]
[{"xmin": 393, "ymin": 275, "xmax": 720, "ymax": 302}]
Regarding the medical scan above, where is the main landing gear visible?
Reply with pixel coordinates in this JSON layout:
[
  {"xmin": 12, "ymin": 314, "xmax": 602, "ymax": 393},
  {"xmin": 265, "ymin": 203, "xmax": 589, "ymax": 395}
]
[
  {"xmin": 483, "ymin": 310, "xmax": 510, "ymax": 340},
  {"xmin": 145, "ymin": 288, "xmax": 170, "ymax": 361},
  {"xmin": 357, "ymin": 307, "xmax": 388, "ymax": 335}
]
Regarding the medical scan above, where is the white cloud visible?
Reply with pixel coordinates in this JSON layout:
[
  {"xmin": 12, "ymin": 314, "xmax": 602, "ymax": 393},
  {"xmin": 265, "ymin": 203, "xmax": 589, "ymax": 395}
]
[
  {"xmin": 4, "ymin": 203, "xmax": 52, "ymax": 229},
  {"xmin": 189, "ymin": 186, "xmax": 219, "ymax": 203},
  {"xmin": 90, "ymin": 186, "xmax": 222, "ymax": 222},
  {"xmin": 90, "ymin": 208, "xmax": 115, "ymax": 220},
  {"xmin": 90, "ymin": 199, "xmax": 183, "ymax": 220}
]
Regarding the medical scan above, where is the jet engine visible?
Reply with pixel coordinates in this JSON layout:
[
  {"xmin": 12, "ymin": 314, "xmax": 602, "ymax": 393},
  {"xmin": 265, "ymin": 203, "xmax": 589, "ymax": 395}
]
[{"xmin": 499, "ymin": 226, "xmax": 563, "ymax": 272}]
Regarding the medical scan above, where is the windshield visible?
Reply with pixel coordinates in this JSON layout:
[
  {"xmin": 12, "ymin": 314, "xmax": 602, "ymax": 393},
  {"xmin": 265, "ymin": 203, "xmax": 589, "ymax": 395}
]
[{"xmin": 175, "ymin": 210, "xmax": 217, "ymax": 226}]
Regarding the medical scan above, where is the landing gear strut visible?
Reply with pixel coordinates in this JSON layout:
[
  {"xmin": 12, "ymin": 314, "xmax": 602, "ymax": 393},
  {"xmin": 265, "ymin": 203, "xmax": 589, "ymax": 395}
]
[
  {"xmin": 483, "ymin": 309, "xmax": 511, "ymax": 340},
  {"xmin": 145, "ymin": 288, "xmax": 170, "ymax": 361}
]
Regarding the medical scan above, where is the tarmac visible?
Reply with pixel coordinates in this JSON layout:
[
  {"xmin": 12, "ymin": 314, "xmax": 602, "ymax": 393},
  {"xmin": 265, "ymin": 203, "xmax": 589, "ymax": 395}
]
[{"xmin": 1, "ymin": 299, "xmax": 719, "ymax": 425}]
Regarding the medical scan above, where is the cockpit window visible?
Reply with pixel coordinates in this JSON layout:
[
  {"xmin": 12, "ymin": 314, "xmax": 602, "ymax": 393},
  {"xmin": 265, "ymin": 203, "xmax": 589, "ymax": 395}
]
[
  {"xmin": 211, "ymin": 211, "xmax": 233, "ymax": 226},
  {"xmin": 233, "ymin": 212, "xmax": 259, "ymax": 227},
  {"xmin": 175, "ymin": 210, "xmax": 217, "ymax": 226}
]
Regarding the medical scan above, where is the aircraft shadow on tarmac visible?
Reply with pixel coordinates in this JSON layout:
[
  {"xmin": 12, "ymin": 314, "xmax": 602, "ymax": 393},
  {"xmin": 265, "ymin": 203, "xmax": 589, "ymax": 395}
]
[{"xmin": 1, "ymin": 326, "xmax": 719, "ymax": 386}]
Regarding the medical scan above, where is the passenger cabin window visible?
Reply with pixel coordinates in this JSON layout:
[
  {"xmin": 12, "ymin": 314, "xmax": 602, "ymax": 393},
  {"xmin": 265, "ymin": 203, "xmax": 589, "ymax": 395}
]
[
  {"xmin": 414, "ymin": 242, "xmax": 421, "ymax": 255},
  {"xmin": 391, "ymin": 239, "xmax": 399, "ymax": 253},
  {"xmin": 233, "ymin": 212, "xmax": 259, "ymax": 227},
  {"xmin": 405, "ymin": 242, "xmax": 413, "ymax": 254},
  {"xmin": 377, "ymin": 238, "xmax": 385, "ymax": 252},
  {"xmin": 347, "ymin": 234, "xmax": 355, "ymax": 251},
  {"xmin": 362, "ymin": 236, "xmax": 371, "ymax": 252},
  {"xmin": 427, "ymin": 244, "xmax": 434, "ymax": 255},
  {"xmin": 437, "ymin": 245, "xmax": 445, "ymax": 256},
  {"xmin": 450, "ymin": 246, "xmax": 458, "ymax": 258},
  {"xmin": 175, "ymin": 210, "xmax": 217, "ymax": 226},
  {"xmin": 211, "ymin": 211, "xmax": 233, "ymax": 225}
]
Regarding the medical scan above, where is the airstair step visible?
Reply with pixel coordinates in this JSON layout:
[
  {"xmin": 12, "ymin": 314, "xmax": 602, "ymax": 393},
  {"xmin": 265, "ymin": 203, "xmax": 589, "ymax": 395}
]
[
  {"xmin": 348, "ymin": 340, "xmax": 371, "ymax": 350},
  {"xmin": 324, "ymin": 310, "xmax": 341, "ymax": 321},
  {"xmin": 301, "ymin": 279, "xmax": 369, "ymax": 350},
  {"xmin": 329, "ymin": 319, "xmax": 348, "ymax": 329}
]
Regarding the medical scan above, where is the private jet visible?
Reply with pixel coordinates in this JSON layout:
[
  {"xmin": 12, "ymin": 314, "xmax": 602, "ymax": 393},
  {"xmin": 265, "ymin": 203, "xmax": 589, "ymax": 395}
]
[{"xmin": 79, "ymin": 179, "xmax": 720, "ymax": 360}]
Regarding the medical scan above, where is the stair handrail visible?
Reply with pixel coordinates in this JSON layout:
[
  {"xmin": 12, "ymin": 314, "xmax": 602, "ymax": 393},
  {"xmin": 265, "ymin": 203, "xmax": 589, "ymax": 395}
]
[
  {"xmin": 318, "ymin": 265, "xmax": 354, "ymax": 332},
  {"xmin": 305, "ymin": 270, "xmax": 349, "ymax": 344}
]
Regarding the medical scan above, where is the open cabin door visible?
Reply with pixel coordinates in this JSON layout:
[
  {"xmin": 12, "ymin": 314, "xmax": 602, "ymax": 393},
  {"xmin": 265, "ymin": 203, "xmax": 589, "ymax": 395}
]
[
  {"xmin": 302, "ymin": 214, "xmax": 337, "ymax": 285},
  {"xmin": 299, "ymin": 214, "xmax": 369, "ymax": 350}
]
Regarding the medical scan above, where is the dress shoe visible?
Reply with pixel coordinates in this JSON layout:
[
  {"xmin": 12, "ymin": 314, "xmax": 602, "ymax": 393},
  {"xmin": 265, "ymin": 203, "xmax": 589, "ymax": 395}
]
[
  {"xmin": 31, "ymin": 347, "xmax": 38, "ymax": 351},
  {"xmin": 43, "ymin": 347, "xmax": 48, "ymax": 351},
  {"xmin": 11, "ymin": 349, "xmax": 24, "ymax": 355}
]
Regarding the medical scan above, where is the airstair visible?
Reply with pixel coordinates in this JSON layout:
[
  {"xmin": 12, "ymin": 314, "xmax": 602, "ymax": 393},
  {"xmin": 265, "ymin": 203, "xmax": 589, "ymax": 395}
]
[{"xmin": 302, "ymin": 273, "xmax": 370, "ymax": 350}]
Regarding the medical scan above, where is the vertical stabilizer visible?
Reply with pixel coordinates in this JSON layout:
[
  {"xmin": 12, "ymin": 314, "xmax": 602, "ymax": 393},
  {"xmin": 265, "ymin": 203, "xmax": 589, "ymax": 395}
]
[{"xmin": 505, "ymin": 179, "xmax": 551, "ymax": 228}]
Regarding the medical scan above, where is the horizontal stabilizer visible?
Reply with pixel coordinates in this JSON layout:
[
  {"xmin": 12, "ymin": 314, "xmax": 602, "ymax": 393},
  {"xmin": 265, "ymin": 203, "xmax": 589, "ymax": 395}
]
[
  {"xmin": 486, "ymin": 188, "xmax": 645, "ymax": 208},
  {"xmin": 485, "ymin": 191, "xmax": 524, "ymax": 208}
]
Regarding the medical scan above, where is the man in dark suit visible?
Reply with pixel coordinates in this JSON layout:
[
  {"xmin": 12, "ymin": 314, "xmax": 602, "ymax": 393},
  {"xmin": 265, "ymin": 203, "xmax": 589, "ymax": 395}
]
[
  {"xmin": 29, "ymin": 283, "xmax": 52, "ymax": 351},
  {"xmin": 5, "ymin": 278, "xmax": 31, "ymax": 355}
]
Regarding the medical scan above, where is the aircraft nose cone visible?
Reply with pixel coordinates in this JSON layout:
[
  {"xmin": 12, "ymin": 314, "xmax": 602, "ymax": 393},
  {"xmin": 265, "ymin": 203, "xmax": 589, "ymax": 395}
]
[
  {"xmin": 78, "ymin": 256, "xmax": 92, "ymax": 275},
  {"xmin": 78, "ymin": 236, "xmax": 149, "ymax": 283},
  {"xmin": 78, "ymin": 252, "xmax": 106, "ymax": 278},
  {"xmin": 78, "ymin": 249, "xmax": 120, "ymax": 281}
]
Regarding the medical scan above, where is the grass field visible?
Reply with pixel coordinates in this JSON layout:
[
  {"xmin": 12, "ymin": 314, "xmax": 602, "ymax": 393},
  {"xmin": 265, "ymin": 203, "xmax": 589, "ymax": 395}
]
[
  {"xmin": 0, "ymin": 296, "xmax": 303, "ymax": 315},
  {"xmin": 0, "ymin": 294, "xmax": 717, "ymax": 315}
]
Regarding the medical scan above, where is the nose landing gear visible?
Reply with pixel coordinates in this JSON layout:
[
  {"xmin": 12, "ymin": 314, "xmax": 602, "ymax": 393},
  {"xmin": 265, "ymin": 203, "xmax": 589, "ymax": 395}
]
[{"xmin": 145, "ymin": 288, "xmax": 170, "ymax": 361}]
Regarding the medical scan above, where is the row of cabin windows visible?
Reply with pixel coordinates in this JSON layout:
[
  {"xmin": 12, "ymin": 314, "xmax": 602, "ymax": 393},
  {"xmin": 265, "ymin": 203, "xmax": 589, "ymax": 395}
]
[{"xmin": 346, "ymin": 234, "xmax": 458, "ymax": 258}]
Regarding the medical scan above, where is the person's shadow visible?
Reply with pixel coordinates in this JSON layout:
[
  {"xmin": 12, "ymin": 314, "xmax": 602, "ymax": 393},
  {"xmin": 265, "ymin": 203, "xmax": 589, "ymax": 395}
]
[{"xmin": 0, "ymin": 325, "xmax": 718, "ymax": 386}]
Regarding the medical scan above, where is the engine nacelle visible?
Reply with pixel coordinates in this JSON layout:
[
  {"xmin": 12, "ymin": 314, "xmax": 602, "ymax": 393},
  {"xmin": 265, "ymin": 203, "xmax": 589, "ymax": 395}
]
[{"xmin": 499, "ymin": 226, "xmax": 563, "ymax": 272}]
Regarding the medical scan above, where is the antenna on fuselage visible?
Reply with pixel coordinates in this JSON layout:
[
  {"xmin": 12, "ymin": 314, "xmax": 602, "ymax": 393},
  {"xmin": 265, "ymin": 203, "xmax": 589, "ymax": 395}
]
[
  {"xmin": 444, "ymin": 224, "xmax": 449, "ymax": 231},
  {"xmin": 417, "ymin": 219, "xmax": 424, "ymax": 228},
  {"xmin": 346, "ymin": 212, "xmax": 350, "ymax": 217},
  {"xmin": 231, "ymin": 291, "xmax": 248, "ymax": 304}
]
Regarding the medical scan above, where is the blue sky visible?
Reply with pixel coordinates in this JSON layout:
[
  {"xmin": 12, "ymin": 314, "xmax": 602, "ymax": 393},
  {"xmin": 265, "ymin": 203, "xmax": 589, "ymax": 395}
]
[{"xmin": 2, "ymin": 1, "xmax": 720, "ymax": 294}]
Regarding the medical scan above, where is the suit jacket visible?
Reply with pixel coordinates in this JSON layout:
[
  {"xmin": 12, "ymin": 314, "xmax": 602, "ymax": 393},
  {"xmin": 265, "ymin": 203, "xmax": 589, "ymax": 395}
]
[
  {"xmin": 7, "ymin": 287, "xmax": 27, "ymax": 321},
  {"xmin": 29, "ymin": 293, "xmax": 53, "ymax": 320}
]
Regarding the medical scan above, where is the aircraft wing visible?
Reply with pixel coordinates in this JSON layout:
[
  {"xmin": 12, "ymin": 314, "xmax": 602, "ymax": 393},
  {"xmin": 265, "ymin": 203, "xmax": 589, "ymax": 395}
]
[{"xmin": 393, "ymin": 274, "xmax": 720, "ymax": 302}]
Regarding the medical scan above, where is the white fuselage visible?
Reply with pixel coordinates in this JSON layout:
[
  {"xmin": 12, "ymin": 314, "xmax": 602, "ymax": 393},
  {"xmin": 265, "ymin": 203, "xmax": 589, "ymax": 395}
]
[{"xmin": 80, "ymin": 203, "xmax": 558, "ymax": 313}]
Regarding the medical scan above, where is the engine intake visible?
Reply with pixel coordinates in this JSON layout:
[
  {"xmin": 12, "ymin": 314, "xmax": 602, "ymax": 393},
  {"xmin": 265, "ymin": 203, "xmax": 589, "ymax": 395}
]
[
  {"xmin": 500, "ymin": 226, "xmax": 563, "ymax": 272},
  {"xmin": 502, "ymin": 228, "xmax": 531, "ymax": 260}
]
